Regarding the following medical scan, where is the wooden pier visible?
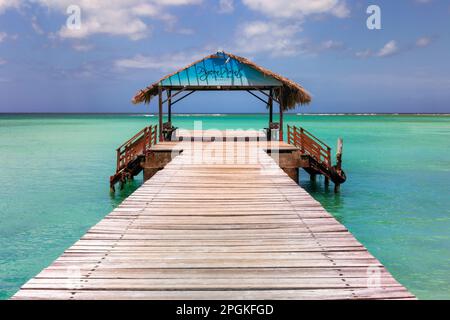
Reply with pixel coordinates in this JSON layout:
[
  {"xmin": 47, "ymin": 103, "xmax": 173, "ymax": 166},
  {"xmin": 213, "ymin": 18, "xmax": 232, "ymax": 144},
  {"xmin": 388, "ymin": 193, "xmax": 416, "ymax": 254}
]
[
  {"xmin": 13, "ymin": 51, "xmax": 414, "ymax": 299},
  {"xmin": 13, "ymin": 133, "xmax": 414, "ymax": 300}
]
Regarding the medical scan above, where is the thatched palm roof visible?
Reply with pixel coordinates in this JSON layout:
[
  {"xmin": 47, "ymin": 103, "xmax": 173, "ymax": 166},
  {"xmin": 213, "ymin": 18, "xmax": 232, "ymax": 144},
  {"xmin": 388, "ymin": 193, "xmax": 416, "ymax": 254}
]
[{"xmin": 132, "ymin": 51, "xmax": 312, "ymax": 110}]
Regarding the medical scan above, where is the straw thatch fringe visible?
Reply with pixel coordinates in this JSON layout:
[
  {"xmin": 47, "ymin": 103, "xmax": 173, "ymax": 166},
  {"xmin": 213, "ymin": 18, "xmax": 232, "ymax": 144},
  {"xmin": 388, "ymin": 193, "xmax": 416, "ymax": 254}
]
[{"xmin": 132, "ymin": 51, "xmax": 312, "ymax": 110}]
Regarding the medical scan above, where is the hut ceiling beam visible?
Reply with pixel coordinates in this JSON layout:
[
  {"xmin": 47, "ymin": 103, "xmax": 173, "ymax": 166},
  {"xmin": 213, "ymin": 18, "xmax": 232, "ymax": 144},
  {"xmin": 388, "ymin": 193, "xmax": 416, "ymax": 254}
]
[
  {"xmin": 246, "ymin": 90, "xmax": 271, "ymax": 106},
  {"xmin": 170, "ymin": 90, "xmax": 196, "ymax": 106},
  {"xmin": 162, "ymin": 87, "xmax": 188, "ymax": 104},
  {"xmin": 258, "ymin": 89, "xmax": 280, "ymax": 104}
]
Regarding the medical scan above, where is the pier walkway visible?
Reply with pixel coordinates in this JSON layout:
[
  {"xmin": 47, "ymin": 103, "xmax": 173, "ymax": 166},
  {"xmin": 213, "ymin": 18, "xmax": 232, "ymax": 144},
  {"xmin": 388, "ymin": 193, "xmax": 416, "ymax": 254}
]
[{"xmin": 13, "ymin": 139, "xmax": 414, "ymax": 300}]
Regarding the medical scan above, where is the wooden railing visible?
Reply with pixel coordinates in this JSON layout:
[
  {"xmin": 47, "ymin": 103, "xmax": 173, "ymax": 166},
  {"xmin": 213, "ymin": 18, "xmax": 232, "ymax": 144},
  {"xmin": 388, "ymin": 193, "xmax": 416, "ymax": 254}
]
[
  {"xmin": 287, "ymin": 125, "xmax": 332, "ymax": 166},
  {"xmin": 116, "ymin": 125, "xmax": 158, "ymax": 173}
]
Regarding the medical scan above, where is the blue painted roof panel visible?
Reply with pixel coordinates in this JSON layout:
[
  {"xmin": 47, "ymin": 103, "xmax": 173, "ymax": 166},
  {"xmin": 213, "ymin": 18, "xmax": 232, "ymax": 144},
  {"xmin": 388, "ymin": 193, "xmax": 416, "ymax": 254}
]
[{"xmin": 160, "ymin": 53, "xmax": 281, "ymax": 87}]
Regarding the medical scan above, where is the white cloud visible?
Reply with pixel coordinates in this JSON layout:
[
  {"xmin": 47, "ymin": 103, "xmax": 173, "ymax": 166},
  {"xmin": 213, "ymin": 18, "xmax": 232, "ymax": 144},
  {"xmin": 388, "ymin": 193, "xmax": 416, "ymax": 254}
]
[
  {"xmin": 330, "ymin": 0, "xmax": 350, "ymax": 18},
  {"xmin": 232, "ymin": 1, "xmax": 349, "ymax": 58},
  {"xmin": 31, "ymin": 16, "xmax": 44, "ymax": 35},
  {"xmin": 72, "ymin": 43, "xmax": 94, "ymax": 51},
  {"xmin": 153, "ymin": 0, "xmax": 202, "ymax": 4},
  {"xmin": 416, "ymin": 36, "xmax": 432, "ymax": 47},
  {"xmin": 0, "ymin": 0, "xmax": 20, "ymax": 13},
  {"xmin": 27, "ymin": 0, "xmax": 202, "ymax": 40},
  {"xmin": 296, "ymin": 39, "xmax": 346, "ymax": 56},
  {"xmin": 242, "ymin": 0, "xmax": 350, "ymax": 18},
  {"xmin": 377, "ymin": 40, "xmax": 399, "ymax": 57},
  {"xmin": 355, "ymin": 41, "xmax": 400, "ymax": 59},
  {"xmin": 234, "ymin": 21, "xmax": 303, "ymax": 57},
  {"xmin": 115, "ymin": 50, "xmax": 209, "ymax": 71},
  {"xmin": 355, "ymin": 49, "xmax": 372, "ymax": 59},
  {"xmin": 218, "ymin": 0, "xmax": 234, "ymax": 13},
  {"xmin": 0, "ymin": 30, "xmax": 17, "ymax": 42},
  {"xmin": 319, "ymin": 40, "xmax": 344, "ymax": 51},
  {"xmin": 356, "ymin": 37, "xmax": 432, "ymax": 59},
  {"xmin": 232, "ymin": 22, "xmax": 346, "ymax": 57}
]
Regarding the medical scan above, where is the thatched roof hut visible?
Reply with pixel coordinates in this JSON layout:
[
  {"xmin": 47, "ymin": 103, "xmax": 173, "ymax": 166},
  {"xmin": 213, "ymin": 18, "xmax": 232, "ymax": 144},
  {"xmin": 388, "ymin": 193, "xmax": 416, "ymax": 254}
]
[{"xmin": 132, "ymin": 51, "xmax": 311, "ymax": 110}]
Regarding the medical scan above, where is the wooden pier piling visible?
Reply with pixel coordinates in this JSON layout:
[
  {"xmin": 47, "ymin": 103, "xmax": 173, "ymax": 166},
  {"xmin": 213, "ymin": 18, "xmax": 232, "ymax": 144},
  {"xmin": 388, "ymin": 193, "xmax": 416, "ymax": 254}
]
[{"xmin": 335, "ymin": 138, "xmax": 344, "ymax": 193}]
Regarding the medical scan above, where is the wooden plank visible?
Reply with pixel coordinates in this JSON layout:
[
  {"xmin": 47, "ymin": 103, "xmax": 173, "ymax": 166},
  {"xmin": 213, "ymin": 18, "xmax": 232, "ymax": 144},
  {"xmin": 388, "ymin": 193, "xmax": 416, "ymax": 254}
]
[
  {"xmin": 34, "ymin": 267, "xmax": 395, "ymax": 280},
  {"xmin": 12, "ymin": 288, "xmax": 414, "ymax": 300},
  {"xmin": 22, "ymin": 277, "xmax": 403, "ymax": 290}
]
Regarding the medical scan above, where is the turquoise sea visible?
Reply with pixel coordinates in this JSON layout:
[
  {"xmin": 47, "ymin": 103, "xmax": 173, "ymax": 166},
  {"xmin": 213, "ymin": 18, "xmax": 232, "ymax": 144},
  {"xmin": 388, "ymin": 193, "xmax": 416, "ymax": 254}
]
[{"xmin": 0, "ymin": 114, "xmax": 449, "ymax": 299}]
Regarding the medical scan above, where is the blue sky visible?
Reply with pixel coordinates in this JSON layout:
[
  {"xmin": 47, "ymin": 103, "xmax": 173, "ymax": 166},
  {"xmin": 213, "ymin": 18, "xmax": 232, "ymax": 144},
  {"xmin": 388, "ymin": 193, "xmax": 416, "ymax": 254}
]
[{"xmin": 0, "ymin": 0, "xmax": 449, "ymax": 113}]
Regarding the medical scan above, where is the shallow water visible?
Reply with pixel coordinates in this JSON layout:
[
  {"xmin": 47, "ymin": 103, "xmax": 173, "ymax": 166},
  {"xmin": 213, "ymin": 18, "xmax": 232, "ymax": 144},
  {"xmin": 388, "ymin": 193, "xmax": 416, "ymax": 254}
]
[{"xmin": 0, "ymin": 114, "xmax": 449, "ymax": 299}]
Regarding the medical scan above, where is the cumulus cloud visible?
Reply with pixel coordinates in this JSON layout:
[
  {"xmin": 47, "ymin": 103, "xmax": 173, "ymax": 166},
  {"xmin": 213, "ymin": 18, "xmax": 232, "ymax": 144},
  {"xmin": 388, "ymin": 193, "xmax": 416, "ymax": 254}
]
[
  {"xmin": 377, "ymin": 40, "xmax": 399, "ymax": 57},
  {"xmin": 234, "ymin": 21, "xmax": 303, "ymax": 57},
  {"xmin": 232, "ymin": 21, "xmax": 347, "ymax": 57},
  {"xmin": 242, "ymin": 0, "xmax": 350, "ymax": 19},
  {"xmin": 3, "ymin": 1, "xmax": 202, "ymax": 40}
]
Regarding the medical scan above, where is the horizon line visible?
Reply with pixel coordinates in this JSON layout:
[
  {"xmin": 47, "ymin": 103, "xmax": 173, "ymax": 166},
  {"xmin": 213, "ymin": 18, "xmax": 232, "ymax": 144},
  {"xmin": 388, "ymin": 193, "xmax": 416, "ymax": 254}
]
[{"xmin": 1, "ymin": 112, "xmax": 450, "ymax": 116}]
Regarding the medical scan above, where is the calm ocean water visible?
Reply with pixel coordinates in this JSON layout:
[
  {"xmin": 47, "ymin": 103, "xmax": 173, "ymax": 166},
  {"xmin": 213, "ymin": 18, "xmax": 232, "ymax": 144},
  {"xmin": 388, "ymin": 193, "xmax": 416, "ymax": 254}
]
[{"xmin": 0, "ymin": 114, "xmax": 449, "ymax": 299}]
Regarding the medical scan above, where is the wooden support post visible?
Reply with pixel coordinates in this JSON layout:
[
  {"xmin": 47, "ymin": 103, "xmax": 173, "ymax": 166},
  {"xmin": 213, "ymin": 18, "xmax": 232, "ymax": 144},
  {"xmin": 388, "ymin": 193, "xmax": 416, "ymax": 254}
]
[
  {"xmin": 336, "ymin": 137, "xmax": 343, "ymax": 171},
  {"xmin": 167, "ymin": 89, "xmax": 172, "ymax": 123},
  {"xmin": 334, "ymin": 184, "xmax": 340, "ymax": 193},
  {"xmin": 300, "ymin": 127, "xmax": 305, "ymax": 153},
  {"xmin": 268, "ymin": 89, "xmax": 273, "ymax": 124},
  {"xmin": 158, "ymin": 86, "xmax": 164, "ymax": 142},
  {"xmin": 267, "ymin": 89, "xmax": 273, "ymax": 141},
  {"xmin": 325, "ymin": 177, "xmax": 330, "ymax": 187},
  {"xmin": 119, "ymin": 176, "xmax": 125, "ymax": 190},
  {"xmin": 310, "ymin": 174, "xmax": 316, "ymax": 182},
  {"xmin": 279, "ymin": 88, "xmax": 284, "ymax": 142},
  {"xmin": 334, "ymin": 137, "xmax": 343, "ymax": 193}
]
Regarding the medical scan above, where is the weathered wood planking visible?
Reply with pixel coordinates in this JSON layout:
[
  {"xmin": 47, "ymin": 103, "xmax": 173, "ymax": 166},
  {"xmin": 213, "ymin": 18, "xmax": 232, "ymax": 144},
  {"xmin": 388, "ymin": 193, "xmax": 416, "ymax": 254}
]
[{"xmin": 12, "ymin": 139, "xmax": 415, "ymax": 300}]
